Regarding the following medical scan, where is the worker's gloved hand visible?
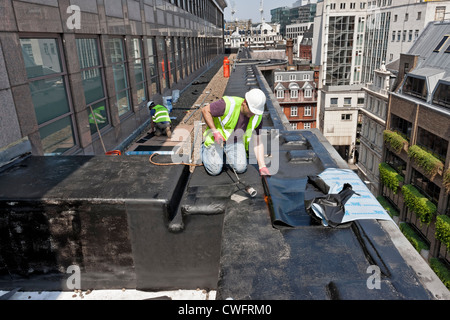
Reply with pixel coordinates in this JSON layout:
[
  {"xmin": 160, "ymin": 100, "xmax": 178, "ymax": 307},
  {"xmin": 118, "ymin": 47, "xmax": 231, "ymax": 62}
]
[
  {"xmin": 213, "ymin": 130, "xmax": 226, "ymax": 145},
  {"xmin": 259, "ymin": 167, "xmax": 270, "ymax": 176}
]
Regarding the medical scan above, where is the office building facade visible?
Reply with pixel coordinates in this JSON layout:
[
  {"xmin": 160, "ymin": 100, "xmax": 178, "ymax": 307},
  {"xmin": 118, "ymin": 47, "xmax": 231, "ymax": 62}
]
[
  {"xmin": 358, "ymin": 63, "xmax": 392, "ymax": 196},
  {"xmin": 362, "ymin": 0, "xmax": 450, "ymax": 83},
  {"xmin": 0, "ymin": 0, "xmax": 226, "ymax": 161}
]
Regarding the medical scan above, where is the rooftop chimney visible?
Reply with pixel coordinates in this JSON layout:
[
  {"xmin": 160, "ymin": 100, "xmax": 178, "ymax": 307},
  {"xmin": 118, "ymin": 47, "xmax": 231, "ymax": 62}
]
[{"xmin": 286, "ymin": 39, "xmax": 294, "ymax": 66}]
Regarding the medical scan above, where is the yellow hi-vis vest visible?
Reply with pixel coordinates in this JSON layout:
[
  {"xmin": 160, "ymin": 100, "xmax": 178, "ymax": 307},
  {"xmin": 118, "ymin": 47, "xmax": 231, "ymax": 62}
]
[
  {"xmin": 204, "ymin": 96, "xmax": 262, "ymax": 152},
  {"xmin": 152, "ymin": 105, "xmax": 171, "ymax": 123}
]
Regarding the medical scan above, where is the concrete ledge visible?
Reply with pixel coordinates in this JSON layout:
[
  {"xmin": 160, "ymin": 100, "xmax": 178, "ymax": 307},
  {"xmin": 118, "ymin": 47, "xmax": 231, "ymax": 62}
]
[{"xmin": 380, "ymin": 220, "xmax": 450, "ymax": 300}]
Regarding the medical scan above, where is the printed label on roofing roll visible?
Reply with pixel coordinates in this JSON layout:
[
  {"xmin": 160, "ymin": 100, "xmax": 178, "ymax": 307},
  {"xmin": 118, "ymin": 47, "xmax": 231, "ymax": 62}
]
[{"xmin": 318, "ymin": 168, "xmax": 394, "ymax": 224}]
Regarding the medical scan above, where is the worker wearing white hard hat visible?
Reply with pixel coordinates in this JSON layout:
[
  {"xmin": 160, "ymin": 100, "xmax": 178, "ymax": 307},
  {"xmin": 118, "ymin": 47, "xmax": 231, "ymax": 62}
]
[{"xmin": 201, "ymin": 88, "xmax": 270, "ymax": 176}]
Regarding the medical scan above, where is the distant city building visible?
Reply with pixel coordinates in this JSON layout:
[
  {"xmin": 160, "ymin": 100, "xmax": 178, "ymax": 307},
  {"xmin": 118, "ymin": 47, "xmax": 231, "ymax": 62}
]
[
  {"xmin": 224, "ymin": 20, "xmax": 283, "ymax": 49},
  {"xmin": 313, "ymin": 0, "xmax": 368, "ymax": 87},
  {"xmin": 271, "ymin": 1, "xmax": 317, "ymax": 36},
  {"xmin": 270, "ymin": 7, "xmax": 291, "ymax": 36},
  {"xmin": 312, "ymin": 0, "xmax": 450, "ymax": 165},
  {"xmin": 318, "ymin": 84, "xmax": 366, "ymax": 164},
  {"xmin": 363, "ymin": 0, "xmax": 450, "ymax": 83},
  {"xmin": 299, "ymin": 25, "xmax": 314, "ymax": 61},
  {"xmin": 312, "ymin": 0, "xmax": 366, "ymax": 163},
  {"xmin": 286, "ymin": 22, "xmax": 313, "ymax": 51},
  {"xmin": 358, "ymin": 63, "xmax": 393, "ymax": 196},
  {"xmin": 291, "ymin": 2, "xmax": 317, "ymax": 24},
  {"xmin": 313, "ymin": 0, "xmax": 450, "ymax": 86}
]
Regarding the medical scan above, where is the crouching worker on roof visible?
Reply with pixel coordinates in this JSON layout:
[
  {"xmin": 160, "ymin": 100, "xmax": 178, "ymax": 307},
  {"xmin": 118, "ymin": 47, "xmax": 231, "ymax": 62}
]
[
  {"xmin": 148, "ymin": 101, "xmax": 172, "ymax": 138},
  {"xmin": 201, "ymin": 88, "xmax": 270, "ymax": 177}
]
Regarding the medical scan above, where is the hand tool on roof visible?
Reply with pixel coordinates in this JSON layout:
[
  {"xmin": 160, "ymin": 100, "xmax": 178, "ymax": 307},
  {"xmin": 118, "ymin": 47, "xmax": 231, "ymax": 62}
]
[{"xmin": 223, "ymin": 149, "xmax": 257, "ymax": 198}]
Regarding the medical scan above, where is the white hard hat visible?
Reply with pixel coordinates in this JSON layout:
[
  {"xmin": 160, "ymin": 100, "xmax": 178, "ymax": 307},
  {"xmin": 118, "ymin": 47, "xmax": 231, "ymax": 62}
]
[
  {"xmin": 245, "ymin": 89, "xmax": 266, "ymax": 115},
  {"xmin": 147, "ymin": 101, "xmax": 155, "ymax": 109}
]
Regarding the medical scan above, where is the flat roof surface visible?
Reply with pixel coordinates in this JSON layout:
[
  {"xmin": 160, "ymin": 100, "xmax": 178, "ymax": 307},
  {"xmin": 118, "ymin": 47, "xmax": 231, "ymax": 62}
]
[{"xmin": 0, "ymin": 49, "xmax": 448, "ymax": 300}]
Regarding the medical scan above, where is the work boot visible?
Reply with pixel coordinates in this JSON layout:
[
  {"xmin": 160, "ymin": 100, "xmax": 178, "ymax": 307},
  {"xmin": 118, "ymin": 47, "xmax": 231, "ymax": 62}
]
[{"xmin": 166, "ymin": 127, "xmax": 172, "ymax": 139}]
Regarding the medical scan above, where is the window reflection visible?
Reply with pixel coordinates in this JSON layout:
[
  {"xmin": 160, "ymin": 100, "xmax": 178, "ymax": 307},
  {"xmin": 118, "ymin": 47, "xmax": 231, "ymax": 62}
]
[
  {"xmin": 20, "ymin": 37, "xmax": 76, "ymax": 155},
  {"xmin": 147, "ymin": 38, "xmax": 160, "ymax": 95},
  {"xmin": 20, "ymin": 38, "xmax": 63, "ymax": 78},
  {"xmin": 109, "ymin": 38, "xmax": 131, "ymax": 116},
  {"xmin": 76, "ymin": 38, "xmax": 109, "ymax": 135},
  {"xmin": 39, "ymin": 116, "xmax": 75, "ymax": 155},
  {"xmin": 88, "ymin": 101, "xmax": 108, "ymax": 133},
  {"xmin": 131, "ymin": 38, "xmax": 147, "ymax": 104},
  {"xmin": 30, "ymin": 77, "xmax": 71, "ymax": 125}
]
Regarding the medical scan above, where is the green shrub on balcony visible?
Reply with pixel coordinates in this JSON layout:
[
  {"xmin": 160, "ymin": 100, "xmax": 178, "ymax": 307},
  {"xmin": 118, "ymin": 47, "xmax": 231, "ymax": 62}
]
[
  {"xmin": 379, "ymin": 162, "xmax": 404, "ymax": 194},
  {"xmin": 401, "ymin": 184, "xmax": 437, "ymax": 225},
  {"xmin": 444, "ymin": 168, "xmax": 450, "ymax": 194},
  {"xmin": 436, "ymin": 215, "xmax": 450, "ymax": 251},
  {"xmin": 376, "ymin": 196, "xmax": 399, "ymax": 218},
  {"xmin": 383, "ymin": 130, "xmax": 408, "ymax": 154},
  {"xmin": 400, "ymin": 222, "xmax": 430, "ymax": 253},
  {"xmin": 430, "ymin": 258, "xmax": 450, "ymax": 290},
  {"xmin": 408, "ymin": 145, "xmax": 444, "ymax": 178}
]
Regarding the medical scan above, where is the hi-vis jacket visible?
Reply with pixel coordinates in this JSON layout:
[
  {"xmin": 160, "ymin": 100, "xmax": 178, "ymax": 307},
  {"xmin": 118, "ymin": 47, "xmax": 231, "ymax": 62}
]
[
  {"xmin": 152, "ymin": 105, "xmax": 171, "ymax": 123},
  {"xmin": 204, "ymin": 96, "xmax": 262, "ymax": 152}
]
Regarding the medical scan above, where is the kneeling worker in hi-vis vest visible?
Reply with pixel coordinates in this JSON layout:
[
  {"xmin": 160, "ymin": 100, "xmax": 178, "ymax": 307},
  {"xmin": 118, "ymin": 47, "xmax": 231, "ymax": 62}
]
[
  {"xmin": 201, "ymin": 88, "xmax": 270, "ymax": 177},
  {"xmin": 148, "ymin": 101, "xmax": 172, "ymax": 138}
]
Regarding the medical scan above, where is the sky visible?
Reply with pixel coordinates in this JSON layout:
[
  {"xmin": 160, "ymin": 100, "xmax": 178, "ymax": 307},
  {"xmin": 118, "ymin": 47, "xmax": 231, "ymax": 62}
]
[{"xmin": 224, "ymin": 0, "xmax": 301, "ymax": 23}]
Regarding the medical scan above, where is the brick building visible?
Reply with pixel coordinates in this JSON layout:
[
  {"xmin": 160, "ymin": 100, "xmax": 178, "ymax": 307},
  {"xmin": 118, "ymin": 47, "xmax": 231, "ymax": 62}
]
[
  {"xmin": 382, "ymin": 22, "xmax": 450, "ymax": 264},
  {"xmin": 273, "ymin": 69, "xmax": 318, "ymax": 130}
]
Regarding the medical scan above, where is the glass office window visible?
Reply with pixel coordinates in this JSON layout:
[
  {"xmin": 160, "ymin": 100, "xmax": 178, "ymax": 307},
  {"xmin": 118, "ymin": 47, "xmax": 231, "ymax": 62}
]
[
  {"xmin": 411, "ymin": 169, "xmax": 440, "ymax": 206},
  {"xmin": 109, "ymin": 38, "xmax": 131, "ymax": 117},
  {"xmin": 417, "ymin": 127, "xmax": 448, "ymax": 161},
  {"xmin": 146, "ymin": 37, "xmax": 160, "ymax": 95},
  {"xmin": 180, "ymin": 37, "xmax": 188, "ymax": 78},
  {"xmin": 76, "ymin": 38, "xmax": 109, "ymax": 135},
  {"xmin": 81, "ymin": 69, "xmax": 104, "ymax": 105},
  {"xmin": 20, "ymin": 37, "xmax": 76, "ymax": 155},
  {"xmin": 403, "ymin": 76, "xmax": 427, "ymax": 101},
  {"xmin": 167, "ymin": 37, "xmax": 176, "ymax": 85},
  {"xmin": 186, "ymin": 37, "xmax": 193, "ymax": 75},
  {"xmin": 157, "ymin": 37, "xmax": 170, "ymax": 91},
  {"xmin": 175, "ymin": 37, "xmax": 182, "ymax": 80},
  {"xmin": 326, "ymin": 16, "xmax": 355, "ymax": 86},
  {"xmin": 131, "ymin": 38, "xmax": 147, "ymax": 105},
  {"xmin": 390, "ymin": 114, "xmax": 412, "ymax": 141},
  {"xmin": 39, "ymin": 116, "xmax": 75, "ymax": 155},
  {"xmin": 20, "ymin": 38, "xmax": 63, "ymax": 78},
  {"xmin": 433, "ymin": 82, "xmax": 450, "ymax": 108},
  {"xmin": 30, "ymin": 77, "xmax": 71, "ymax": 125}
]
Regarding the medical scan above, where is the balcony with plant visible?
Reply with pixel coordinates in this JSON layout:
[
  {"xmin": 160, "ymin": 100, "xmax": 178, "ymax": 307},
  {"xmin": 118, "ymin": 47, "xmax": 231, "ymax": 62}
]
[
  {"xmin": 401, "ymin": 184, "xmax": 437, "ymax": 225},
  {"xmin": 444, "ymin": 168, "xmax": 450, "ymax": 194},
  {"xmin": 408, "ymin": 145, "xmax": 444, "ymax": 179},
  {"xmin": 379, "ymin": 162, "xmax": 404, "ymax": 194},
  {"xmin": 436, "ymin": 215, "xmax": 450, "ymax": 252},
  {"xmin": 400, "ymin": 222, "xmax": 430, "ymax": 254},
  {"xmin": 383, "ymin": 130, "xmax": 408, "ymax": 154}
]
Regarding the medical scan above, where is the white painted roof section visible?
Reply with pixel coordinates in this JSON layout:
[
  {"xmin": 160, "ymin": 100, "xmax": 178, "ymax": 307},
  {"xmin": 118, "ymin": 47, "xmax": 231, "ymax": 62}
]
[{"xmin": 0, "ymin": 289, "xmax": 216, "ymax": 300}]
